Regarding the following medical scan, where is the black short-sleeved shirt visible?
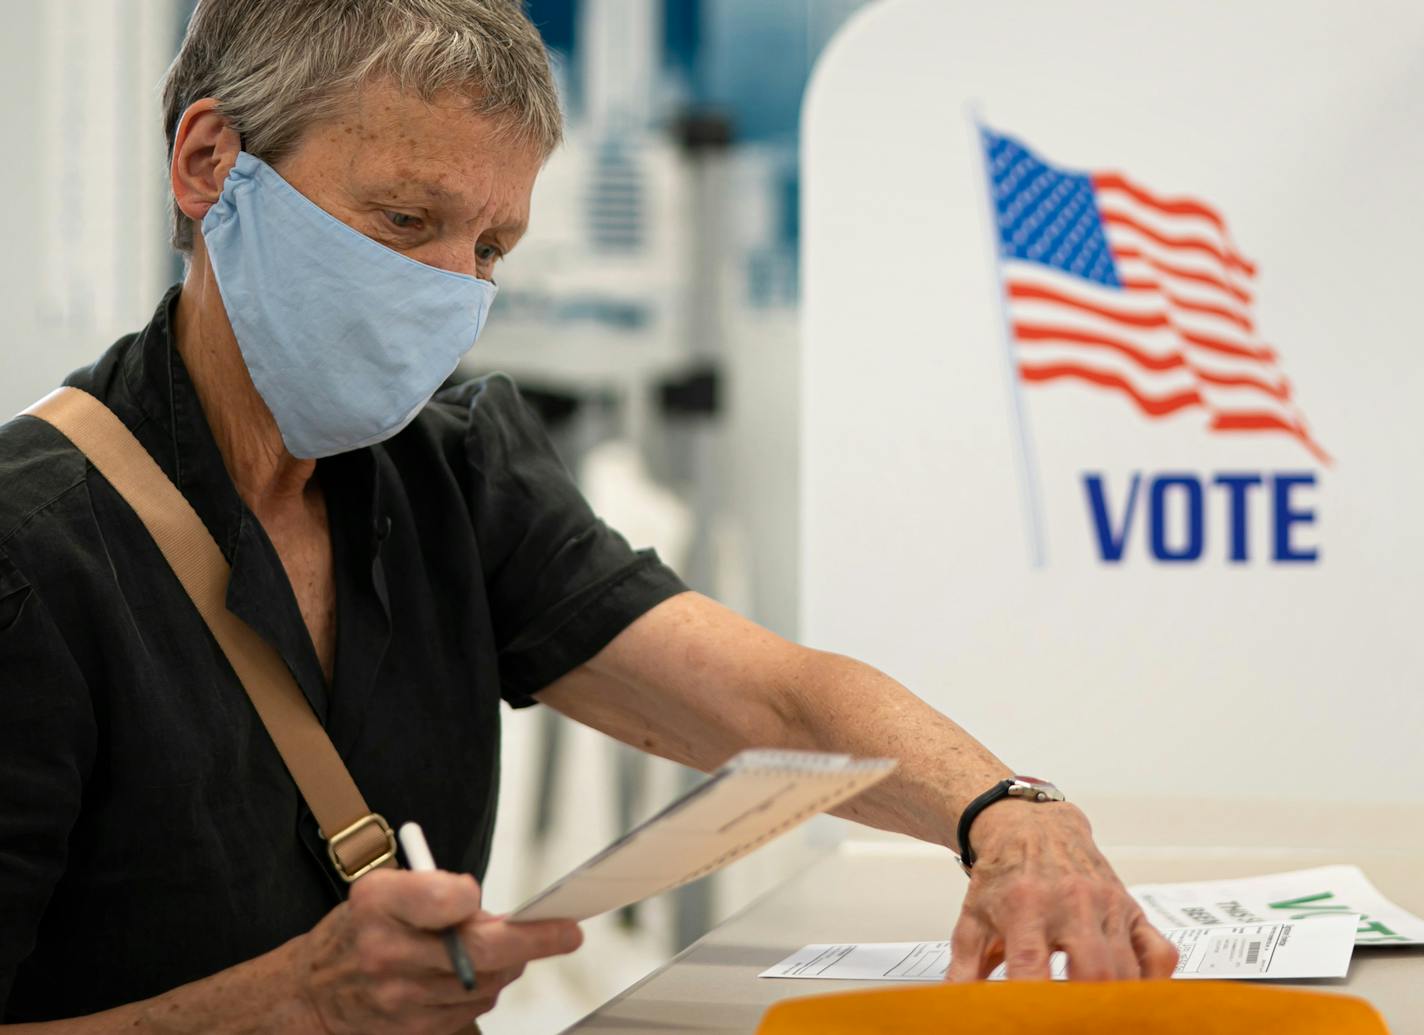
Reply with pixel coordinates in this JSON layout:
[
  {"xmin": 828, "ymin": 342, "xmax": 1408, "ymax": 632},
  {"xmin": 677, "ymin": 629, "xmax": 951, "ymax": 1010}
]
[{"xmin": 0, "ymin": 287, "xmax": 686, "ymax": 1022}]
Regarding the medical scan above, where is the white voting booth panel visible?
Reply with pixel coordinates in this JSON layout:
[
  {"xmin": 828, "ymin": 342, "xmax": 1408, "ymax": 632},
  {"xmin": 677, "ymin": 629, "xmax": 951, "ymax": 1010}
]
[{"xmin": 800, "ymin": 1, "xmax": 1424, "ymax": 802}]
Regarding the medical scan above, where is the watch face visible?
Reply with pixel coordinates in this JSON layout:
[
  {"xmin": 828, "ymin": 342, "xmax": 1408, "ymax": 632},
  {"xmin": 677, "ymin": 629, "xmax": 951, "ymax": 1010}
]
[{"xmin": 1008, "ymin": 777, "xmax": 1065, "ymax": 802}]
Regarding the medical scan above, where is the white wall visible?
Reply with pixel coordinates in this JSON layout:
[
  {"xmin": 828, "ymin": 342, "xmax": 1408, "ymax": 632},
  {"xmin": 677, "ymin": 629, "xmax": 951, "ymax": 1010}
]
[
  {"xmin": 800, "ymin": 0, "xmax": 1424, "ymax": 803},
  {"xmin": 0, "ymin": 0, "xmax": 176, "ymax": 418}
]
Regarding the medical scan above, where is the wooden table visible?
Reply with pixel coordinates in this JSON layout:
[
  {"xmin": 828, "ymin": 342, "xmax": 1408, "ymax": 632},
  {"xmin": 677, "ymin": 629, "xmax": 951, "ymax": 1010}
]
[{"xmin": 561, "ymin": 798, "xmax": 1424, "ymax": 1033}]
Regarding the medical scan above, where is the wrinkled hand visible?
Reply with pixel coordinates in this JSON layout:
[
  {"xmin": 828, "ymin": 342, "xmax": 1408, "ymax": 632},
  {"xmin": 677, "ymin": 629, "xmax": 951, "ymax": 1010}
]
[
  {"xmin": 946, "ymin": 802, "xmax": 1178, "ymax": 982},
  {"xmin": 293, "ymin": 868, "xmax": 582, "ymax": 1034}
]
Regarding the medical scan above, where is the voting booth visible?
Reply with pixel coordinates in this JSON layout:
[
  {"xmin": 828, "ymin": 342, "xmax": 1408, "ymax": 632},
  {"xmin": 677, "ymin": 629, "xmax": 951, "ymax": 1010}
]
[{"xmin": 800, "ymin": 0, "xmax": 1424, "ymax": 803}]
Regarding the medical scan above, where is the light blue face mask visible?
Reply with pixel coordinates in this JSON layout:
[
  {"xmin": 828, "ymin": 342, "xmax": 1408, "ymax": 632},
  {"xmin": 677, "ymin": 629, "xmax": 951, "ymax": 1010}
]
[{"xmin": 200, "ymin": 151, "xmax": 498, "ymax": 459}]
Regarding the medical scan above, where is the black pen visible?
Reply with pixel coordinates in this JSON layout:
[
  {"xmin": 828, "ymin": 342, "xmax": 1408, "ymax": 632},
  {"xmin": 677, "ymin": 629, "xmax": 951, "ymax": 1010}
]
[{"xmin": 398, "ymin": 821, "xmax": 478, "ymax": 991}]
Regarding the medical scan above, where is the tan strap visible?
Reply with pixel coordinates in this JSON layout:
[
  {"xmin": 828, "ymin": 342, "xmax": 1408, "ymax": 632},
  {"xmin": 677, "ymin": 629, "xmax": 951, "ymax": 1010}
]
[{"xmin": 24, "ymin": 387, "xmax": 396, "ymax": 882}]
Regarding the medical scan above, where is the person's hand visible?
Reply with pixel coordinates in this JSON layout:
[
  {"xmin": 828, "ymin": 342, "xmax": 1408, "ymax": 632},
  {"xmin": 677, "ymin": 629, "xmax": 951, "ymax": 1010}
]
[
  {"xmin": 291, "ymin": 868, "xmax": 582, "ymax": 1033},
  {"xmin": 945, "ymin": 801, "xmax": 1178, "ymax": 982}
]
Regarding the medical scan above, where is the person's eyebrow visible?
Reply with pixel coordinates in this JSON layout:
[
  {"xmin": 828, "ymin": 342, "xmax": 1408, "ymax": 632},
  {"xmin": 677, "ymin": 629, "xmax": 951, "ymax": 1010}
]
[
  {"xmin": 492, "ymin": 218, "xmax": 529, "ymax": 246},
  {"xmin": 376, "ymin": 179, "xmax": 459, "ymax": 203}
]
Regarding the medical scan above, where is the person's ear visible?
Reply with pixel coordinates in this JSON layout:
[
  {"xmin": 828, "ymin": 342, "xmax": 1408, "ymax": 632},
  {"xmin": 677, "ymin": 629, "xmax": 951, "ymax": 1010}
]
[{"xmin": 171, "ymin": 99, "xmax": 242, "ymax": 225}]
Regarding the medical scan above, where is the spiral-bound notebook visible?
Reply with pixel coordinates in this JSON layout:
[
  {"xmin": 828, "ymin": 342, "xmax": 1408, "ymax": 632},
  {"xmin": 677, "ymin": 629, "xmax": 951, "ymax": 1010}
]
[{"xmin": 509, "ymin": 749, "xmax": 896, "ymax": 922}]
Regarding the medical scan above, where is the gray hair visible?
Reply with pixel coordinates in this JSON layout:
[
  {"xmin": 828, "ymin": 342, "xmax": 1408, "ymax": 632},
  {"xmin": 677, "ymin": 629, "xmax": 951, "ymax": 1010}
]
[{"xmin": 161, "ymin": 0, "xmax": 563, "ymax": 254}]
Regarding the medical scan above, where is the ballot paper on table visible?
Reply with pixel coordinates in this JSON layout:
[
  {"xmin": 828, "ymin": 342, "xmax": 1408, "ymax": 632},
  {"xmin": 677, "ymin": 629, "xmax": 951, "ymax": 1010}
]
[
  {"xmin": 761, "ymin": 913, "xmax": 1361, "ymax": 982},
  {"xmin": 508, "ymin": 749, "xmax": 895, "ymax": 922},
  {"xmin": 1130, "ymin": 865, "xmax": 1424, "ymax": 946}
]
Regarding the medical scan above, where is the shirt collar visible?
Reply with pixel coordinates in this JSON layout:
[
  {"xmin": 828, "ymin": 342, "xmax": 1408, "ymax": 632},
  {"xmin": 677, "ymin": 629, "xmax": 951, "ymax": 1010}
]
[
  {"xmin": 110, "ymin": 285, "xmax": 246, "ymax": 561},
  {"xmin": 114, "ymin": 285, "xmax": 385, "ymax": 560},
  {"xmin": 105, "ymin": 286, "xmax": 389, "ymax": 718}
]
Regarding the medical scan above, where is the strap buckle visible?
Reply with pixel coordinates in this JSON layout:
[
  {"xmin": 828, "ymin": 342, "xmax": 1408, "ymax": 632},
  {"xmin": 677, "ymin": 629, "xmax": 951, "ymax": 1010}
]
[{"xmin": 324, "ymin": 813, "xmax": 397, "ymax": 883}]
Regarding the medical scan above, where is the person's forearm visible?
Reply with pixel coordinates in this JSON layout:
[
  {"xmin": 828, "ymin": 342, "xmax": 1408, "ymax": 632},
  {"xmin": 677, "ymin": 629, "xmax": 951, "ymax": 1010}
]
[
  {"xmin": 1, "ymin": 936, "xmax": 319, "ymax": 1035},
  {"xmin": 548, "ymin": 594, "xmax": 1016, "ymax": 847},
  {"xmin": 553, "ymin": 594, "xmax": 1172, "ymax": 983},
  {"xmin": 776, "ymin": 648, "xmax": 1014, "ymax": 848}
]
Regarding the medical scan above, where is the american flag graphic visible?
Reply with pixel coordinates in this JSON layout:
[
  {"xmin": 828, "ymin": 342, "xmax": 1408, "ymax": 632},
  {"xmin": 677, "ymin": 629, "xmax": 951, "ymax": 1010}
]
[{"xmin": 982, "ymin": 127, "xmax": 1329, "ymax": 465}]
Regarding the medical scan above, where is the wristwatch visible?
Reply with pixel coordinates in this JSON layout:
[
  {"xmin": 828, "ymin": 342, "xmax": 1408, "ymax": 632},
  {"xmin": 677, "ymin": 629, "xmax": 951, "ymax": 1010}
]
[{"xmin": 955, "ymin": 776, "xmax": 1065, "ymax": 872}]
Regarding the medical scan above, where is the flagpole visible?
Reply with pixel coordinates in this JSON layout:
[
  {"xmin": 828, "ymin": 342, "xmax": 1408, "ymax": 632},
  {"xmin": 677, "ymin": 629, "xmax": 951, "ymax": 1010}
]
[{"xmin": 969, "ymin": 107, "xmax": 1047, "ymax": 568}]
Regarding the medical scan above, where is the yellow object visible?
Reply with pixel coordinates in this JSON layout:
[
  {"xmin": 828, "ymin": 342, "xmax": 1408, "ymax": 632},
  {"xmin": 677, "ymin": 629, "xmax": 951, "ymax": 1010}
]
[{"xmin": 756, "ymin": 981, "xmax": 1390, "ymax": 1034}]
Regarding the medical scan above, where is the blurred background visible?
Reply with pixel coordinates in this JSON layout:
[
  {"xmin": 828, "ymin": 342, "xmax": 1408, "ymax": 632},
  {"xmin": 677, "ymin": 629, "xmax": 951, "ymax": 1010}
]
[{"xmin": 0, "ymin": 2, "xmax": 873, "ymax": 1031}]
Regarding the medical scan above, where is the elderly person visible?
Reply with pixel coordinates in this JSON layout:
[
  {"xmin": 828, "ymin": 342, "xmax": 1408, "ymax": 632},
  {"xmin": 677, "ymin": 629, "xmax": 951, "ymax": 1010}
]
[{"xmin": 0, "ymin": 1, "xmax": 1176, "ymax": 1031}]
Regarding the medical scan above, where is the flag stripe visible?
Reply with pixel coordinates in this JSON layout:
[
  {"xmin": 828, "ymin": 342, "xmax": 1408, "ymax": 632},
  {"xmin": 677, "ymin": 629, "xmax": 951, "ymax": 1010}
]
[
  {"xmin": 1016, "ymin": 324, "xmax": 1291, "ymax": 403},
  {"xmin": 1116, "ymin": 261, "xmax": 1254, "ymax": 325},
  {"xmin": 1007, "ymin": 282, "xmax": 1168, "ymax": 328},
  {"xmin": 1007, "ymin": 276, "xmax": 1279, "ymax": 372},
  {"xmin": 1120, "ymin": 281, "xmax": 1254, "ymax": 333},
  {"xmin": 1091, "ymin": 171, "xmax": 1232, "ymax": 238},
  {"xmin": 1013, "ymin": 322, "xmax": 1187, "ymax": 372},
  {"xmin": 1107, "ymin": 231, "xmax": 1254, "ymax": 299},
  {"xmin": 1019, "ymin": 347, "xmax": 1199, "ymax": 403},
  {"xmin": 1008, "ymin": 272, "xmax": 1278, "ymax": 366},
  {"xmin": 1098, "ymin": 195, "xmax": 1252, "ymax": 279},
  {"xmin": 1100, "ymin": 210, "xmax": 1256, "ymax": 277},
  {"xmin": 1112, "ymin": 246, "xmax": 1253, "ymax": 306},
  {"xmin": 1195, "ymin": 368, "xmax": 1291, "ymax": 401},
  {"xmin": 1211, "ymin": 413, "xmax": 1332, "ymax": 464},
  {"xmin": 1019, "ymin": 363, "xmax": 1204, "ymax": 417},
  {"xmin": 1178, "ymin": 327, "xmax": 1275, "ymax": 364}
]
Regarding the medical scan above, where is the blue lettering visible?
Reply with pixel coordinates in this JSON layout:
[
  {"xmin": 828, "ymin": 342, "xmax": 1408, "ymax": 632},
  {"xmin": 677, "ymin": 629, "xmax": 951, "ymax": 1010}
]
[
  {"xmin": 1084, "ymin": 473, "xmax": 1140, "ymax": 562},
  {"xmin": 1213, "ymin": 474, "xmax": 1263, "ymax": 563},
  {"xmin": 1082, "ymin": 471, "xmax": 1319, "ymax": 565},
  {"xmin": 1272, "ymin": 473, "xmax": 1318, "ymax": 562},
  {"xmin": 1150, "ymin": 475, "xmax": 1204, "ymax": 562}
]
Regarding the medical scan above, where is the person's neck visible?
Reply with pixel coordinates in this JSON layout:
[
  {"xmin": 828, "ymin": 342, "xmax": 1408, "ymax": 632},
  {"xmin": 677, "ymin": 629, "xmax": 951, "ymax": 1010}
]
[{"xmin": 173, "ymin": 251, "xmax": 317, "ymax": 515}]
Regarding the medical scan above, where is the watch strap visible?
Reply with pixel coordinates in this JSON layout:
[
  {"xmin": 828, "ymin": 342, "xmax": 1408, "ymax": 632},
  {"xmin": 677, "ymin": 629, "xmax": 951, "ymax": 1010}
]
[{"xmin": 955, "ymin": 778, "xmax": 1016, "ymax": 870}]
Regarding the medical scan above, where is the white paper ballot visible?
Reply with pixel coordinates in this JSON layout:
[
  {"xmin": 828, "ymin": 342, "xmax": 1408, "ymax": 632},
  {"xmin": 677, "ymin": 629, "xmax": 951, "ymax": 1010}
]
[
  {"xmin": 761, "ymin": 914, "xmax": 1360, "ymax": 983},
  {"xmin": 1130, "ymin": 865, "xmax": 1424, "ymax": 946},
  {"xmin": 509, "ymin": 750, "xmax": 895, "ymax": 922},
  {"xmin": 1166, "ymin": 915, "xmax": 1359, "ymax": 978}
]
